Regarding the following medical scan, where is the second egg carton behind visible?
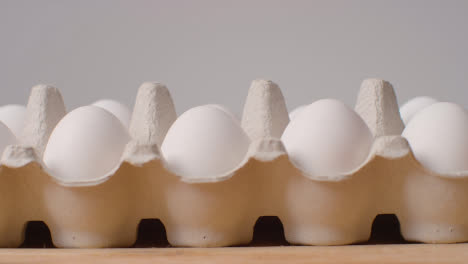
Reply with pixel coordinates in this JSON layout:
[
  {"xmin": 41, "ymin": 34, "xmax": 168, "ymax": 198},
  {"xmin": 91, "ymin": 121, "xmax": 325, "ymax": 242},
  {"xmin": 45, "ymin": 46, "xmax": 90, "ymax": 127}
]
[{"xmin": 0, "ymin": 79, "xmax": 465, "ymax": 248}]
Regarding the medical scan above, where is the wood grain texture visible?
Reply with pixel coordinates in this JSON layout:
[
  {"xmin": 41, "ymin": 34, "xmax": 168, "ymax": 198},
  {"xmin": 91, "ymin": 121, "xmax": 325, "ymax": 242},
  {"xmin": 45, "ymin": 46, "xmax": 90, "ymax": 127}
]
[{"xmin": 0, "ymin": 244, "xmax": 467, "ymax": 264}]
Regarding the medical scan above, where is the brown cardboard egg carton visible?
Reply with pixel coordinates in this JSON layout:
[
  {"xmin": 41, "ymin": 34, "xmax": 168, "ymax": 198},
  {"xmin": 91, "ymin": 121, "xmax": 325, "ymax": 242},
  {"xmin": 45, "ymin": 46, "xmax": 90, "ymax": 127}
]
[{"xmin": 0, "ymin": 79, "xmax": 466, "ymax": 248}]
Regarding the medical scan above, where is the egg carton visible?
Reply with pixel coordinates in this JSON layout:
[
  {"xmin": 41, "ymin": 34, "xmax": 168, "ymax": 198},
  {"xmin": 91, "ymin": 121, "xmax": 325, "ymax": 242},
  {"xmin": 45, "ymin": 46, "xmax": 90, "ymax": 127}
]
[{"xmin": 0, "ymin": 79, "xmax": 466, "ymax": 248}]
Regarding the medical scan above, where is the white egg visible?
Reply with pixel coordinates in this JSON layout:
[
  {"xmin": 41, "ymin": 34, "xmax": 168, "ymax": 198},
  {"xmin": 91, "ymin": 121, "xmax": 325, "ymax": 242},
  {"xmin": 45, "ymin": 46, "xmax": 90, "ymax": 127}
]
[
  {"xmin": 161, "ymin": 105, "xmax": 250, "ymax": 179},
  {"xmin": 402, "ymin": 102, "xmax": 468, "ymax": 174},
  {"xmin": 281, "ymin": 99, "xmax": 373, "ymax": 176},
  {"xmin": 288, "ymin": 105, "xmax": 306, "ymax": 121},
  {"xmin": 43, "ymin": 106, "xmax": 130, "ymax": 181},
  {"xmin": 0, "ymin": 104, "xmax": 27, "ymax": 137},
  {"xmin": 93, "ymin": 99, "xmax": 131, "ymax": 128},
  {"xmin": 205, "ymin": 104, "xmax": 240, "ymax": 122},
  {"xmin": 0, "ymin": 121, "xmax": 17, "ymax": 158},
  {"xmin": 400, "ymin": 96, "xmax": 438, "ymax": 125}
]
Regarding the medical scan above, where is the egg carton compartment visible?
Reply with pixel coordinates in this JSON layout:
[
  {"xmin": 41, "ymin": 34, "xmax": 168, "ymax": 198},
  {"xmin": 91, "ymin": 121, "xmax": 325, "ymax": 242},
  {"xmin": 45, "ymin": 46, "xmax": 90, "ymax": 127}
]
[{"xmin": 0, "ymin": 79, "xmax": 466, "ymax": 248}]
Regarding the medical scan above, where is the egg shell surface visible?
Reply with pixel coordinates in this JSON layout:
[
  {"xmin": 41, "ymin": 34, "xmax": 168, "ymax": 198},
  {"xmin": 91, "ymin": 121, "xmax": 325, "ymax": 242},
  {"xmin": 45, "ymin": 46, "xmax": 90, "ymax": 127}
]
[
  {"xmin": 281, "ymin": 99, "xmax": 373, "ymax": 176},
  {"xmin": 93, "ymin": 99, "xmax": 131, "ymax": 128},
  {"xmin": 402, "ymin": 102, "xmax": 468, "ymax": 174},
  {"xmin": 161, "ymin": 105, "xmax": 250, "ymax": 179},
  {"xmin": 0, "ymin": 121, "xmax": 17, "ymax": 159},
  {"xmin": 43, "ymin": 106, "xmax": 130, "ymax": 182},
  {"xmin": 400, "ymin": 96, "xmax": 438, "ymax": 125},
  {"xmin": 0, "ymin": 104, "xmax": 27, "ymax": 137},
  {"xmin": 288, "ymin": 105, "xmax": 306, "ymax": 121}
]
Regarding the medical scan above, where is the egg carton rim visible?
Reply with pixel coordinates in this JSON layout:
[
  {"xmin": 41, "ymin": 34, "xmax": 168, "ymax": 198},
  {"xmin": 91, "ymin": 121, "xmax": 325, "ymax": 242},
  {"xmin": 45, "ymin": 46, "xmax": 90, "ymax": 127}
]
[{"xmin": 1, "ymin": 134, "xmax": 466, "ymax": 187}]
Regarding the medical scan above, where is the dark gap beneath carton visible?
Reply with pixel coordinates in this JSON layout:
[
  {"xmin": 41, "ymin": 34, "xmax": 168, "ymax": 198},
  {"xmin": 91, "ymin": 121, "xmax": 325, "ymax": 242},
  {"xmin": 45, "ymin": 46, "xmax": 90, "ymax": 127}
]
[
  {"xmin": 366, "ymin": 214, "xmax": 411, "ymax": 244},
  {"xmin": 248, "ymin": 216, "xmax": 289, "ymax": 246},
  {"xmin": 20, "ymin": 221, "xmax": 55, "ymax": 248},
  {"xmin": 133, "ymin": 219, "xmax": 170, "ymax": 247}
]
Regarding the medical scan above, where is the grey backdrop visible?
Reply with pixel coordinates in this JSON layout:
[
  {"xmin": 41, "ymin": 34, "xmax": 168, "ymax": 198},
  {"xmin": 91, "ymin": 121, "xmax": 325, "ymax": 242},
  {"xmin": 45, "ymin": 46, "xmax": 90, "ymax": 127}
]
[{"xmin": 1, "ymin": 0, "xmax": 467, "ymax": 116}]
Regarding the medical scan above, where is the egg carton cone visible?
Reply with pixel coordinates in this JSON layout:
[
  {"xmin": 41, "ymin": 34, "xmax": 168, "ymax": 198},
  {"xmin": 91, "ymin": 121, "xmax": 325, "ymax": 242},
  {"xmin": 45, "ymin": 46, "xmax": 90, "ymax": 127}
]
[{"xmin": 0, "ymin": 79, "xmax": 467, "ymax": 248}]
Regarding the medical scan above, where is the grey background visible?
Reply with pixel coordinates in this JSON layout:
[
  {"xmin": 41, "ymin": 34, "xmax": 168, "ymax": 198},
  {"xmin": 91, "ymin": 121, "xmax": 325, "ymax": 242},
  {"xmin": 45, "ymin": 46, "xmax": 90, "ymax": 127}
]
[{"xmin": 1, "ymin": 0, "xmax": 467, "ymax": 116}]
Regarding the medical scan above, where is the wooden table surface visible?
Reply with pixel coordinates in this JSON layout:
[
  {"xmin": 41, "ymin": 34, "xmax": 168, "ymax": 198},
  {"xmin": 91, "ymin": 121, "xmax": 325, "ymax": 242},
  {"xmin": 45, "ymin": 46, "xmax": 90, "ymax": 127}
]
[{"xmin": 0, "ymin": 244, "xmax": 466, "ymax": 264}]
